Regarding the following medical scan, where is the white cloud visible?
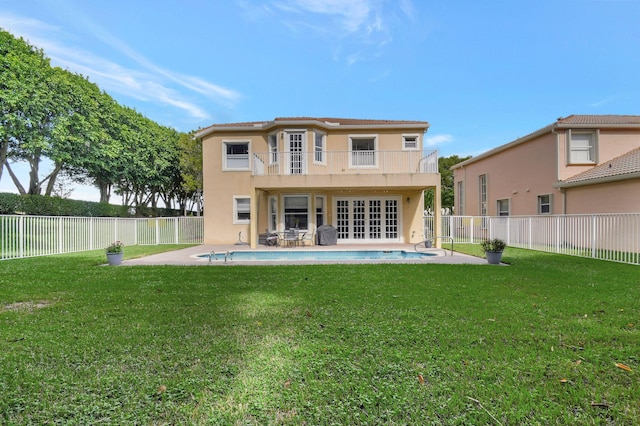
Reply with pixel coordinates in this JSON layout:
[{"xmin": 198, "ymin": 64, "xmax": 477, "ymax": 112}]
[
  {"xmin": 276, "ymin": 0, "xmax": 371, "ymax": 33},
  {"xmin": 590, "ymin": 96, "xmax": 617, "ymax": 108},
  {"xmin": 425, "ymin": 134, "xmax": 454, "ymax": 147},
  {"xmin": 0, "ymin": 12, "xmax": 240, "ymax": 120},
  {"xmin": 238, "ymin": 0, "xmax": 418, "ymax": 67}
]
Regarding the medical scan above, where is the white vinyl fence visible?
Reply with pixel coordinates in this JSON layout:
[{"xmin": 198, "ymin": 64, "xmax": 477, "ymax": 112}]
[
  {"xmin": 425, "ymin": 214, "xmax": 640, "ymax": 265},
  {"xmin": 0, "ymin": 215, "xmax": 204, "ymax": 260}
]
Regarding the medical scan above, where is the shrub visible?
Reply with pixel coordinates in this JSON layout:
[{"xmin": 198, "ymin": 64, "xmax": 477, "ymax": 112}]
[{"xmin": 481, "ymin": 238, "xmax": 507, "ymax": 252}]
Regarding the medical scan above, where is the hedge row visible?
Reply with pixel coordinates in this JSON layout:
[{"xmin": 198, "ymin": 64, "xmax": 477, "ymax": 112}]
[{"xmin": 0, "ymin": 193, "xmax": 182, "ymax": 217}]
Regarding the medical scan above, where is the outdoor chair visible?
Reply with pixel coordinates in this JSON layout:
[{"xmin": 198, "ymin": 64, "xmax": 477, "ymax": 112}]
[
  {"xmin": 299, "ymin": 231, "xmax": 314, "ymax": 246},
  {"xmin": 265, "ymin": 232, "xmax": 279, "ymax": 246}
]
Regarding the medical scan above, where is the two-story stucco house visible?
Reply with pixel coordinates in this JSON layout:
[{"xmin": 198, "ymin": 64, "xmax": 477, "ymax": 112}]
[
  {"xmin": 451, "ymin": 115, "xmax": 640, "ymax": 216},
  {"xmin": 195, "ymin": 117, "xmax": 440, "ymax": 247}
]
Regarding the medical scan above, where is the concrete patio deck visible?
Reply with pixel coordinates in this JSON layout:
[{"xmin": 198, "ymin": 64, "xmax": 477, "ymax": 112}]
[{"xmin": 121, "ymin": 243, "xmax": 491, "ymax": 266}]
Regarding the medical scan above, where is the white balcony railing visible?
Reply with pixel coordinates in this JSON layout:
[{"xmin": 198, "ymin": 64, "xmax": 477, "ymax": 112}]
[{"xmin": 252, "ymin": 150, "xmax": 438, "ymax": 176}]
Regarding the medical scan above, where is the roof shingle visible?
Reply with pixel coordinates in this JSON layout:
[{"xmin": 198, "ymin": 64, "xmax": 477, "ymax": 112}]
[{"xmin": 561, "ymin": 147, "xmax": 640, "ymax": 185}]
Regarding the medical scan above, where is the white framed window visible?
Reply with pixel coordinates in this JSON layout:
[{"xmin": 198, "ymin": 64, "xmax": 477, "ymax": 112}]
[
  {"xmin": 349, "ymin": 135, "xmax": 377, "ymax": 167},
  {"xmin": 456, "ymin": 181, "xmax": 464, "ymax": 215},
  {"xmin": 568, "ymin": 130, "xmax": 598, "ymax": 164},
  {"xmin": 268, "ymin": 133, "xmax": 278, "ymax": 165},
  {"xmin": 315, "ymin": 195, "xmax": 326, "ymax": 227},
  {"xmin": 314, "ymin": 131, "xmax": 326, "ymax": 164},
  {"xmin": 402, "ymin": 134, "xmax": 419, "ymax": 150},
  {"xmin": 233, "ymin": 196, "xmax": 250, "ymax": 224},
  {"xmin": 223, "ymin": 141, "xmax": 250, "ymax": 170},
  {"xmin": 269, "ymin": 196, "xmax": 278, "ymax": 231},
  {"xmin": 479, "ymin": 174, "xmax": 487, "ymax": 216},
  {"xmin": 497, "ymin": 199, "xmax": 510, "ymax": 216},
  {"xmin": 285, "ymin": 130, "xmax": 307, "ymax": 175},
  {"xmin": 283, "ymin": 195, "xmax": 309, "ymax": 230},
  {"xmin": 538, "ymin": 194, "xmax": 552, "ymax": 214}
]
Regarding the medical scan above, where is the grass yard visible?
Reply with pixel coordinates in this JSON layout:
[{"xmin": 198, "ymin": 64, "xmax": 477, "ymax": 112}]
[{"xmin": 1, "ymin": 246, "xmax": 639, "ymax": 425}]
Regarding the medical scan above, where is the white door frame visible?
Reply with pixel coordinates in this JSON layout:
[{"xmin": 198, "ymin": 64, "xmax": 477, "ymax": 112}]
[{"xmin": 333, "ymin": 196, "xmax": 402, "ymax": 243}]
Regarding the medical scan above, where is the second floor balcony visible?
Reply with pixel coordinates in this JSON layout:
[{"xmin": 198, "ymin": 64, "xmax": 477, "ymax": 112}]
[{"xmin": 251, "ymin": 150, "xmax": 438, "ymax": 176}]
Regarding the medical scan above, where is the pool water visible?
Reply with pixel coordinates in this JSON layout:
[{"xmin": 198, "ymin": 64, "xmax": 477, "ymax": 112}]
[{"xmin": 202, "ymin": 250, "xmax": 436, "ymax": 262}]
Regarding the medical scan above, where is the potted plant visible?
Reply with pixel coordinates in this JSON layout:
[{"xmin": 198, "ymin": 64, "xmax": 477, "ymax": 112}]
[
  {"xmin": 106, "ymin": 241, "xmax": 125, "ymax": 266},
  {"xmin": 480, "ymin": 238, "xmax": 506, "ymax": 264}
]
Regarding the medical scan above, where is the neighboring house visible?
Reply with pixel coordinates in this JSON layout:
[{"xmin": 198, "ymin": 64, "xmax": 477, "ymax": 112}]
[
  {"xmin": 195, "ymin": 117, "xmax": 440, "ymax": 247},
  {"xmin": 451, "ymin": 115, "xmax": 640, "ymax": 216}
]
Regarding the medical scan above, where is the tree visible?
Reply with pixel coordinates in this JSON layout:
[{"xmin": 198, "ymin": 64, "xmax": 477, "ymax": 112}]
[
  {"xmin": 424, "ymin": 155, "xmax": 471, "ymax": 214},
  {"xmin": 178, "ymin": 131, "xmax": 203, "ymax": 215},
  {"xmin": 0, "ymin": 29, "xmax": 57, "ymax": 193}
]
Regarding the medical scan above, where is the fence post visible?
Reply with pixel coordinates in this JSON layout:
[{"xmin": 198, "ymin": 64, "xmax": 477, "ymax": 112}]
[
  {"xmin": 591, "ymin": 215, "xmax": 597, "ymax": 258},
  {"xmin": 156, "ymin": 219, "xmax": 160, "ymax": 245},
  {"xmin": 58, "ymin": 217, "xmax": 63, "ymax": 254},
  {"xmin": 19, "ymin": 215, "xmax": 24, "ymax": 258},
  {"xmin": 174, "ymin": 218, "xmax": 179, "ymax": 244}
]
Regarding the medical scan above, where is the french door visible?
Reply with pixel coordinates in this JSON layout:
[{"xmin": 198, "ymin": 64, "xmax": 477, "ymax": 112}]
[
  {"xmin": 334, "ymin": 197, "xmax": 400, "ymax": 242},
  {"xmin": 287, "ymin": 132, "xmax": 305, "ymax": 175}
]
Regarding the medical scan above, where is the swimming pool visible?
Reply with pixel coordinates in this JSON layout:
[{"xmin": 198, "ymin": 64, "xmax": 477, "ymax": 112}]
[{"xmin": 200, "ymin": 249, "xmax": 438, "ymax": 263}]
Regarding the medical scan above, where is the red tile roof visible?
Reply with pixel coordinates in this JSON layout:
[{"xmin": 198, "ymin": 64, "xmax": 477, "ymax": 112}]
[
  {"xmin": 452, "ymin": 115, "xmax": 640, "ymax": 169},
  {"xmin": 557, "ymin": 115, "xmax": 640, "ymax": 125},
  {"xmin": 195, "ymin": 117, "xmax": 429, "ymax": 137},
  {"xmin": 557, "ymin": 147, "xmax": 640, "ymax": 187}
]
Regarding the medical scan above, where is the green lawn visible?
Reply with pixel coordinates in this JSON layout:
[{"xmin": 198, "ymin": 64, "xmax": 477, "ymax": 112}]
[{"xmin": 1, "ymin": 246, "xmax": 638, "ymax": 425}]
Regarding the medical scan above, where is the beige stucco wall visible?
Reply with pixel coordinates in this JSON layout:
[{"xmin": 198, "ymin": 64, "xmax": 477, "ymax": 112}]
[
  {"xmin": 563, "ymin": 179, "xmax": 640, "ymax": 214},
  {"xmin": 201, "ymin": 131, "xmax": 255, "ymax": 244},
  {"xmin": 202, "ymin": 125, "xmax": 436, "ymax": 245},
  {"xmin": 454, "ymin": 127, "xmax": 640, "ymax": 216},
  {"xmin": 454, "ymin": 133, "xmax": 561, "ymax": 216},
  {"xmin": 557, "ymin": 129, "xmax": 640, "ymax": 181}
]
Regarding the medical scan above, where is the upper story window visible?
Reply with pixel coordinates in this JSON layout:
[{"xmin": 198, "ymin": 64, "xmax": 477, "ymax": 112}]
[
  {"xmin": 538, "ymin": 194, "xmax": 552, "ymax": 214},
  {"xmin": 402, "ymin": 134, "xmax": 419, "ymax": 150},
  {"xmin": 568, "ymin": 130, "xmax": 598, "ymax": 164},
  {"xmin": 314, "ymin": 131, "xmax": 326, "ymax": 164},
  {"xmin": 349, "ymin": 135, "xmax": 377, "ymax": 167},
  {"xmin": 268, "ymin": 133, "xmax": 278, "ymax": 165},
  {"xmin": 224, "ymin": 141, "xmax": 250, "ymax": 170}
]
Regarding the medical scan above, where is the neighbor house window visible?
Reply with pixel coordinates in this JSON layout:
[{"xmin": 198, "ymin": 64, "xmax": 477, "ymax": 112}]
[
  {"xmin": 268, "ymin": 133, "xmax": 278, "ymax": 164},
  {"xmin": 284, "ymin": 195, "xmax": 309, "ymax": 229},
  {"xmin": 315, "ymin": 195, "xmax": 325, "ymax": 227},
  {"xmin": 233, "ymin": 196, "xmax": 250, "ymax": 224},
  {"xmin": 497, "ymin": 199, "xmax": 510, "ymax": 216},
  {"xmin": 403, "ymin": 134, "xmax": 419, "ymax": 150},
  {"xmin": 538, "ymin": 194, "xmax": 552, "ymax": 214},
  {"xmin": 350, "ymin": 135, "xmax": 377, "ymax": 167},
  {"xmin": 479, "ymin": 174, "xmax": 487, "ymax": 216},
  {"xmin": 224, "ymin": 141, "xmax": 250, "ymax": 170},
  {"xmin": 568, "ymin": 130, "xmax": 598, "ymax": 164},
  {"xmin": 314, "ymin": 131, "xmax": 326, "ymax": 164},
  {"xmin": 456, "ymin": 181, "xmax": 464, "ymax": 215}
]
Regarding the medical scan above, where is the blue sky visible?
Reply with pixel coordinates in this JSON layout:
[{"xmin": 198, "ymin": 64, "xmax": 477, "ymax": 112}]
[{"xmin": 1, "ymin": 0, "xmax": 640, "ymax": 201}]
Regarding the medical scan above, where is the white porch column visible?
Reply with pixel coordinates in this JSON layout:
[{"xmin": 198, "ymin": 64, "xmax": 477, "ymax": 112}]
[
  {"xmin": 434, "ymin": 180, "xmax": 442, "ymax": 249},
  {"xmin": 250, "ymin": 188, "xmax": 258, "ymax": 248}
]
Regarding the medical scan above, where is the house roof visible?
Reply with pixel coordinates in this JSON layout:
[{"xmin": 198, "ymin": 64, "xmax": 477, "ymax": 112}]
[
  {"xmin": 554, "ymin": 147, "xmax": 640, "ymax": 188},
  {"xmin": 451, "ymin": 114, "xmax": 640, "ymax": 170},
  {"xmin": 195, "ymin": 117, "xmax": 430, "ymax": 138}
]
